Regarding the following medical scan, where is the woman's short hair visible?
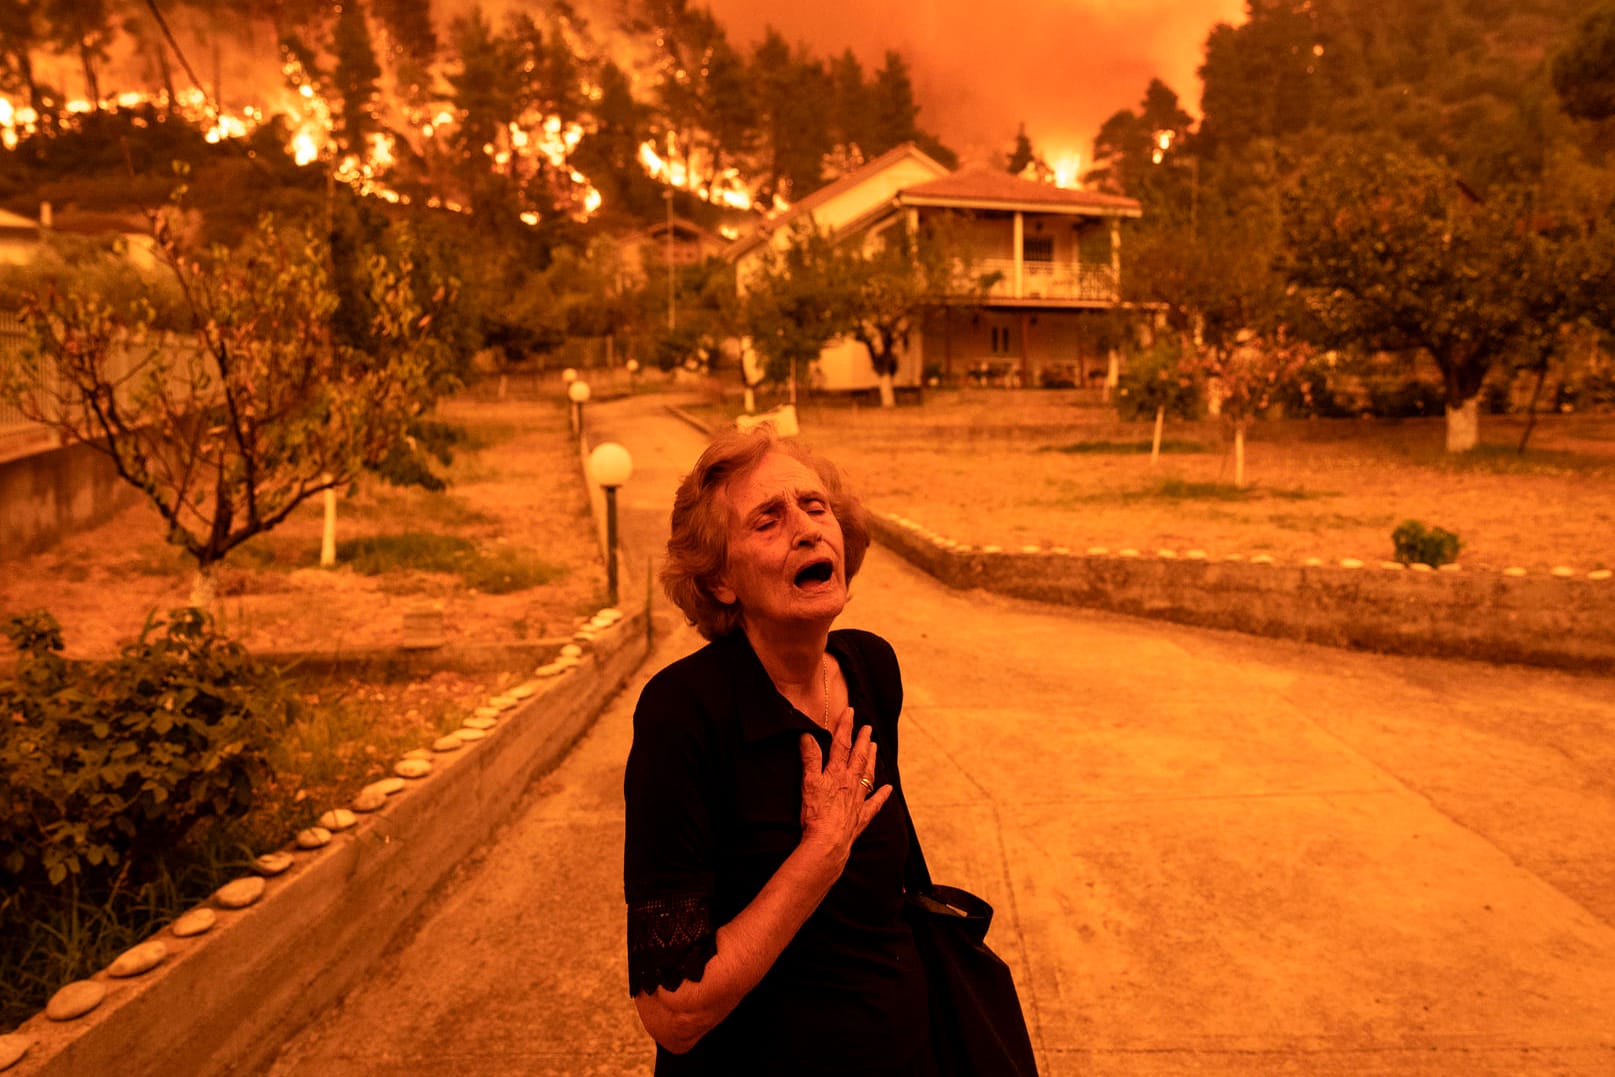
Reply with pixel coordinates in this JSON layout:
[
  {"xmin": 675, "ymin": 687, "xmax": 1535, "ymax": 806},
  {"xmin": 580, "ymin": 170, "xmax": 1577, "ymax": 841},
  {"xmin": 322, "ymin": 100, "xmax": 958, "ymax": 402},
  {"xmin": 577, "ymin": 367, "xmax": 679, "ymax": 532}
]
[{"xmin": 662, "ymin": 424, "xmax": 870, "ymax": 640}]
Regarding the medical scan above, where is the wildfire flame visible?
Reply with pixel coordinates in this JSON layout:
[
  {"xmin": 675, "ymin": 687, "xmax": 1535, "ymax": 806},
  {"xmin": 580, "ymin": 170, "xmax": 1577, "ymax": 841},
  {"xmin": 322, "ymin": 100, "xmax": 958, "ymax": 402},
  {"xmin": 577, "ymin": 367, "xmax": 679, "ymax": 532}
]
[
  {"xmin": 1051, "ymin": 152, "xmax": 1083, "ymax": 190},
  {"xmin": 0, "ymin": 23, "xmax": 780, "ymax": 231},
  {"xmin": 1152, "ymin": 129, "xmax": 1175, "ymax": 165},
  {"xmin": 638, "ymin": 133, "xmax": 754, "ymax": 211}
]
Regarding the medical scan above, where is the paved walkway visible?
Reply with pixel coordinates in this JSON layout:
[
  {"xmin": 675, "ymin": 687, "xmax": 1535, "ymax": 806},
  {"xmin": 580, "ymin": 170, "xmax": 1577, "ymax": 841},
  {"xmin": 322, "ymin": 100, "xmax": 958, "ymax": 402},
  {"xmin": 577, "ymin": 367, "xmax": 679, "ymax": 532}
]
[{"xmin": 269, "ymin": 394, "xmax": 1615, "ymax": 1076}]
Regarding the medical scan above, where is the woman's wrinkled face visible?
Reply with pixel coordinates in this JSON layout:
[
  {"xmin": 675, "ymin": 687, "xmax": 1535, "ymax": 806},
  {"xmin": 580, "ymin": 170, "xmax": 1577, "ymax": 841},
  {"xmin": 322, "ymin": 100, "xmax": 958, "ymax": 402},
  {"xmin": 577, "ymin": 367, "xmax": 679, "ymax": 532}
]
[{"xmin": 713, "ymin": 452, "xmax": 847, "ymax": 633}]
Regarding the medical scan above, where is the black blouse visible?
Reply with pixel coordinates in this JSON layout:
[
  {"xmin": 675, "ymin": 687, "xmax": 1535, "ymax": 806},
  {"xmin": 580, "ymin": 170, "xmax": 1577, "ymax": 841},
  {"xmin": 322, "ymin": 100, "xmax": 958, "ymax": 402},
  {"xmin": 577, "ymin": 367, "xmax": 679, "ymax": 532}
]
[{"xmin": 623, "ymin": 628, "xmax": 929, "ymax": 1075}]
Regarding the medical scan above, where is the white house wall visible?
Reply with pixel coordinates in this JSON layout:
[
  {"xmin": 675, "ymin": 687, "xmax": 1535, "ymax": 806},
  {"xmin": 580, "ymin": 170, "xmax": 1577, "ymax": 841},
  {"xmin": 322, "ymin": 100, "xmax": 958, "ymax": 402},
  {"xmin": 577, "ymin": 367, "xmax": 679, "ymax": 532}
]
[
  {"xmin": 944, "ymin": 212, "xmax": 1111, "ymax": 266},
  {"xmin": 737, "ymin": 155, "xmax": 950, "ymax": 284},
  {"xmin": 791, "ymin": 157, "xmax": 949, "ymax": 243},
  {"xmin": 814, "ymin": 333, "xmax": 924, "ymax": 391}
]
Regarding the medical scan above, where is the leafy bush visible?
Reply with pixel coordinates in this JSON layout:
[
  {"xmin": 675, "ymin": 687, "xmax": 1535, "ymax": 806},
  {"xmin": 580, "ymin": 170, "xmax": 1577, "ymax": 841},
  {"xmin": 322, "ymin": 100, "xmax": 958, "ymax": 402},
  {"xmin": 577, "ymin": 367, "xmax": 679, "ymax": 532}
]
[
  {"xmin": 1268, "ymin": 358, "xmax": 1355, "ymax": 418},
  {"xmin": 1367, "ymin": 379, "xmax": 1447, "ymax": 418},
  {"xmin": 1391, "ymin": 520, "xmax": 1461, "ymax": 567},
  {"xmin": 0, "ymin": 609, "xmax": 292, "ymax": 889},
  {"xmin": 1114, "ymin": 339, "xmax": 1203, "ymax": 422},
  {"xmin": 1481, "ymin": 377, "xmax": 1514, "ymax": 415},
  {"xmin": 1555, "ymin": 368, "xmax": 1615, "ymax": 412}
]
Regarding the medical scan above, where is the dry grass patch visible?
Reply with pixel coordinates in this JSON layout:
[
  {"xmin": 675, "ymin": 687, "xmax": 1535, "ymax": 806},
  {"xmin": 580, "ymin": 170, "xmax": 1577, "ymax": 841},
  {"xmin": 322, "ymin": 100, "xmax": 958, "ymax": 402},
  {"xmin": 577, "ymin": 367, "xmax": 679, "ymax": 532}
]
[{"xmin": 788, "ymin": 390, "xmax": 1615, "ymax": 572}]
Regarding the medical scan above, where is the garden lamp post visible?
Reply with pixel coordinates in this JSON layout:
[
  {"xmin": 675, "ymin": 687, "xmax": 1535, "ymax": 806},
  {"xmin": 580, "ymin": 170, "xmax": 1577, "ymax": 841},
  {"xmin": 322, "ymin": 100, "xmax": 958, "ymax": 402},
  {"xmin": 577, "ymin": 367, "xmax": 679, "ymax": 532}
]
[
  {"xmin": 562, "ymin": 367, "xmax": 578, "ymax": 385},
  {"xmin": 626, "ymin": 357, "xmax": 640, "ymax": 389},
  {"xmin": 568, "ymin": 379, "xmax": 591, "ymax": 439},
  {"xmin": 587, "ymin": 442, "xmax": 634, "ymax": 606}
]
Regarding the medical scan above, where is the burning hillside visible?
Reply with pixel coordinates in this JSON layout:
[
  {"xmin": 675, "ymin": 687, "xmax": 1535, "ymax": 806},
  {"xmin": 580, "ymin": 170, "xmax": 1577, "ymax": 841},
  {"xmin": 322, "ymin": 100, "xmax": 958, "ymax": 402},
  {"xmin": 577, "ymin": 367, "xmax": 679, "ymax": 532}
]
[{"xmin": 0, "ymin": 1, "xmax": 957, "ymax": 236}]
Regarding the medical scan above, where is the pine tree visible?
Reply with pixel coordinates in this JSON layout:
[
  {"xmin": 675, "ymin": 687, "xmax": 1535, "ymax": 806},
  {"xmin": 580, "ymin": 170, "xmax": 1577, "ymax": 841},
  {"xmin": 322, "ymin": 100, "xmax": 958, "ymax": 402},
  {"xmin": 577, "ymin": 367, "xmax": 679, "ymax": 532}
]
[
  {"xmin": 868, "ymin": 50, "xmax": 920, "ymax": 154},
  {"xmin": 1006, "ymin": 122, "xmax": 1035, "ymax": 175},
  {"xmin": 332, "ymin": 0, "xmax": 382, "ymax": 156}
]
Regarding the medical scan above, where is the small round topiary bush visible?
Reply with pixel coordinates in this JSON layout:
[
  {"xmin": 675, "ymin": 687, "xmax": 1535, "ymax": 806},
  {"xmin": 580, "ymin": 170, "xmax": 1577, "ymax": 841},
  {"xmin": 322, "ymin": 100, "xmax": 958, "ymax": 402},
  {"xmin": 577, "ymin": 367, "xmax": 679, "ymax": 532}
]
[{"xmin": 1391, "ymin": 520, "xmax": 1462, "ymax": 567}]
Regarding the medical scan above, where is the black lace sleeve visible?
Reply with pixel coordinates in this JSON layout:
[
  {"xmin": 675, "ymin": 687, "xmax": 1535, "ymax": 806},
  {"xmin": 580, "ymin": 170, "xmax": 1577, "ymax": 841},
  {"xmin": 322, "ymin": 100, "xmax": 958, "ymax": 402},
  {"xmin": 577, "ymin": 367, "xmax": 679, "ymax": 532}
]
[
  {"xmin": 627, "ymin": 892, "xmax": 720, "ymax": 996},
  {"xmin": 624, "ymin": 670, "xmax": 720, "ymax": 997}
]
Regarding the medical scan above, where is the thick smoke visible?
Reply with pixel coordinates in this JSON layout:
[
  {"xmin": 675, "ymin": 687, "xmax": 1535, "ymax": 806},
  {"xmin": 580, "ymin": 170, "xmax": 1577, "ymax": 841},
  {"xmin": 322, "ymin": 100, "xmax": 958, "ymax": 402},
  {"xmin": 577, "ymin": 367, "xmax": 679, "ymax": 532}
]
[{"xmin": 700, "ymin": 0, "xmax": 1247, "ymax": 167}]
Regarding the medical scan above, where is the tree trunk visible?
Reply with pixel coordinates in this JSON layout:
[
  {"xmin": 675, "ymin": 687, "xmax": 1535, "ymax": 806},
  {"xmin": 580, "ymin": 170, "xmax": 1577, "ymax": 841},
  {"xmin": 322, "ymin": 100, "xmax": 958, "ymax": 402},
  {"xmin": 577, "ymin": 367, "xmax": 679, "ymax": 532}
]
[
  {"xmin": 1445, "ymin": 397, "xmax": 1479, "ymax": 452},
  {"xmin": 321, "ymin": 481, "xmax": 337, "ymax": 567},
  {"xmin": 1518, "ymin": 364, "xmax": 1549, "ymax": 455},
  {"xmin": 877, "ymin": 371, "xmax": 896, "ymax": 408},
  {"xmin": 743, "ymin": 386, "xmax": 757, "ymax": 414},
  {"xmin": 189, "ymin": 564, "xmax": 217, "ymax": 608},
  {"xmin": 78, "ymin": 42, "xmax": 102, "ymax": 106},
  {"xmin": 1150, "ymin": 404, "xmax": 1165, "ymax": 467},
  {"xmin": 1233, "ymin": 421, "xmax": 1247, "ymax": 488}
]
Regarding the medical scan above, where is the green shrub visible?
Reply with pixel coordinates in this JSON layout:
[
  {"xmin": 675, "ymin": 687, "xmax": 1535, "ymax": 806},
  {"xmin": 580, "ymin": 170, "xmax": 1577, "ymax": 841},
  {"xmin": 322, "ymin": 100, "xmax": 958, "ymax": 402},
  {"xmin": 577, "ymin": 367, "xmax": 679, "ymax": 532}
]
[
  {"xmin": 0, "ymin": 609, "xmax": 292, "ymax": 889},
  {"xmin": 1268, "ymin": 359, "xmax": 1355, "ymax": 418},
  {"xmin": 1391, "ymin": 520, "xmax": 1461, "ymax": 567},
  {"xmin": 1367, "ymin": 379, "xmax": 1447, "ymax": 418}
]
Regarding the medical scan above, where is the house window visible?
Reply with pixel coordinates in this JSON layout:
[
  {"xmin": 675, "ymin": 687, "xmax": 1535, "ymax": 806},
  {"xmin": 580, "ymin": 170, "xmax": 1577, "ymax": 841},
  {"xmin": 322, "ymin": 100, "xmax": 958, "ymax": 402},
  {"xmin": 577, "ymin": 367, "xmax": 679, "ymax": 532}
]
[
  {"xmin": 990, "ymin": 326, "xmax": 1013, "ymax": 355},
  {"xmin": 1022, "ymin": 235, "xmax": 1054, "ymax": 262}
]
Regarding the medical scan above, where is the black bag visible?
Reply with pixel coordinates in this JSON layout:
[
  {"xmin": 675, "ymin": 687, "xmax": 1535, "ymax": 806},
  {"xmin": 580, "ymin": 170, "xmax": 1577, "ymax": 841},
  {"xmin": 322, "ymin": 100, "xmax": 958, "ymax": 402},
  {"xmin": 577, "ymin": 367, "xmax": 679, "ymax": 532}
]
[{"xmin": 903, "ymin": 812, "xmax": 1040, "ymax": 1076}]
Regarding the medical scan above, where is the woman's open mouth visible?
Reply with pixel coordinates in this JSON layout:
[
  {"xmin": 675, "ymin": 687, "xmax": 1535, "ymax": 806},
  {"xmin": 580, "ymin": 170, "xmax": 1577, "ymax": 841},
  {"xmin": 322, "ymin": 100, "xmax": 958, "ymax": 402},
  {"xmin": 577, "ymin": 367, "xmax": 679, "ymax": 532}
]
[{"xmin": 793, "ymin": 559, "xmax": 835, "ymax": 590}]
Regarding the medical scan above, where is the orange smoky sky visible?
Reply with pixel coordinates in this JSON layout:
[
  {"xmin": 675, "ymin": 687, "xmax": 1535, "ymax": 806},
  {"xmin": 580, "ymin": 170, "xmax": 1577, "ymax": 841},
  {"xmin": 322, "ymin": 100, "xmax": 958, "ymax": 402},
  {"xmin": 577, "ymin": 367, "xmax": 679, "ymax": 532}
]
[{"xmin": 703, "ymin": 0, "xmax": 1247, "ymax": 172}]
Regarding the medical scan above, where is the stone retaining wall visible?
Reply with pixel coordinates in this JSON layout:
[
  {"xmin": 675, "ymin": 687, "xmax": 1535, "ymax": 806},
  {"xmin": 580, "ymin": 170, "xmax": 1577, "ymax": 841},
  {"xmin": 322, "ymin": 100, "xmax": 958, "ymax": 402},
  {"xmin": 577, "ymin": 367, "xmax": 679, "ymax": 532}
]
[
  {"xmin": 870, "ymin": 514, "xmax": 1615, "ymax": 674},
  {"xmin": 0, "ymin": 438, "xmax": 139, "ymax": 560},
  {"xmin": 7, "ymin": 611, "xmax": 650, "ymax": 1077}
]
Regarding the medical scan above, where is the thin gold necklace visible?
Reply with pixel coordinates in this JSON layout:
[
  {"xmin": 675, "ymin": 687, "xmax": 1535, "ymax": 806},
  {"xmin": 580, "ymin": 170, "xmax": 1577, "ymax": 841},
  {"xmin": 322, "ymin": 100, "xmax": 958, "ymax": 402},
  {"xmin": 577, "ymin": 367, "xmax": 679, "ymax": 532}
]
[{"xmin": 820, "ymin": 655, "xmax": 829, "ymax": 727}]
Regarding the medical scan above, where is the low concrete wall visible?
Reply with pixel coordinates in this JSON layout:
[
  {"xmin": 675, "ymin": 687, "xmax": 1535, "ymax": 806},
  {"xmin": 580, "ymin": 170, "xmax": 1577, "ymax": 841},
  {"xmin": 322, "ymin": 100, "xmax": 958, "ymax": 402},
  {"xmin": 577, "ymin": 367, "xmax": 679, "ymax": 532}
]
[
  {"xmin": 871, "ymin": 514, "xmax": 1615, "ymax": 674},
  {"xmin": 0, "ymin": 438, "xmax": 139, "ymax": 559},
  {"xmin": 9, "ymin": 610, "xmax": 650, "ymax": 1077}
]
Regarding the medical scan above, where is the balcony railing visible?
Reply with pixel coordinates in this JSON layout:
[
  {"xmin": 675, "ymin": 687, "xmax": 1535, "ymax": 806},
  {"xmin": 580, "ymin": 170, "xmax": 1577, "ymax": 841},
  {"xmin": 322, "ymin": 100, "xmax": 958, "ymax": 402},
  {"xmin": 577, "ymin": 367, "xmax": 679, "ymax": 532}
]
[{"xmin": 974, "ymin": 258, "xmax": 1120, "ymax": 303}]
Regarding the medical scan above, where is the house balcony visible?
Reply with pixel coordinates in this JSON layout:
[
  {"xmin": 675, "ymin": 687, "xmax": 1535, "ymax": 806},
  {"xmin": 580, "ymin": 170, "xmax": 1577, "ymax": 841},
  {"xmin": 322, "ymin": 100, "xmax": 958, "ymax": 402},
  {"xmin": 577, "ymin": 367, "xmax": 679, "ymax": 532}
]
[{"xmin": 974, "ymin": 258, "xmax": 1120, "ymax": 305}]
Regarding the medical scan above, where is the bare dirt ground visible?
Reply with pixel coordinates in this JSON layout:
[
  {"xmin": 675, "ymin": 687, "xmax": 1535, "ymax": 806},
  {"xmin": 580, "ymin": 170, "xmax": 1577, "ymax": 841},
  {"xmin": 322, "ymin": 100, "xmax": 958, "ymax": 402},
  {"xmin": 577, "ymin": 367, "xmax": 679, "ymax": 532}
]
[
  {"xmin": 0, "ymin": 392, "xmax": 607, "ymax": 823},
  {"xmin": 1, "ymin": 394, "xmax": 604, "ymax": 660},
  {"xmin": 780, "ymin": 389, "xmax": 1615, "ymax": 573}
]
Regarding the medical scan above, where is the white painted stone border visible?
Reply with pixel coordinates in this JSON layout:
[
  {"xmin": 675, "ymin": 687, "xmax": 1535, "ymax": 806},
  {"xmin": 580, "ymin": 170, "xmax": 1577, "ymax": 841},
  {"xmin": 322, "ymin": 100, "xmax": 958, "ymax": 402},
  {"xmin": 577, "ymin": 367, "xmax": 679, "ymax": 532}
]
[
  {"xmin": 6, "ymin": 610, "xmax": 648, "ymax": 1077},
  {"xmin": 868, "ymin": 510, "xmax": 1615, "ymax": 673},
  {"xmin": 877, "ymin": 510, "xmax": 1614, "ymax": 582}
]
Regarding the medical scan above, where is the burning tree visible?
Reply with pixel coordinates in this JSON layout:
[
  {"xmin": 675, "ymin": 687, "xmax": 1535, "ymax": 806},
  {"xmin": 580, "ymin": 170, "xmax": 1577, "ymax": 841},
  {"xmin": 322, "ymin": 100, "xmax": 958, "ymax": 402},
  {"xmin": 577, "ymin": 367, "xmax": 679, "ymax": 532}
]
[{"xmin": 3, "ymin": 207, "xmax": 453, "ymax": 606}]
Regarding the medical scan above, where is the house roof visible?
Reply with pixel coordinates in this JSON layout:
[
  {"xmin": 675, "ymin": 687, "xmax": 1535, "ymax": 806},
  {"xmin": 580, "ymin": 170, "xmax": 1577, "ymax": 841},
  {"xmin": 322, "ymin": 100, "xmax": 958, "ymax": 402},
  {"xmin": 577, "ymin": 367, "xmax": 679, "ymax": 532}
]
[
  {"xmin": 727, "ymin": 142, "xmax": 952, "ymax": 259},
  {"xmin": 898, "ymin": 166, "xmax": 1142, "ymax": 217},
  {"xmin": 619, "ymin": 215, "xmax": 721, "ymax": 246},
  {"xmin": 0, "ymin": 207, "xmax": 39, "ymax": 230}
]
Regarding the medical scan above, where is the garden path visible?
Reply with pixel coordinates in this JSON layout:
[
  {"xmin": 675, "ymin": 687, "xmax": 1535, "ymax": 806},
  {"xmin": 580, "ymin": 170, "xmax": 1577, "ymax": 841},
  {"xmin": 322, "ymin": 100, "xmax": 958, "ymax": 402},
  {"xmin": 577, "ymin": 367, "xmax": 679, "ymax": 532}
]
[{"xmin": 266, "ymin": 393, "xmax": 1615, "ymax": 1076}]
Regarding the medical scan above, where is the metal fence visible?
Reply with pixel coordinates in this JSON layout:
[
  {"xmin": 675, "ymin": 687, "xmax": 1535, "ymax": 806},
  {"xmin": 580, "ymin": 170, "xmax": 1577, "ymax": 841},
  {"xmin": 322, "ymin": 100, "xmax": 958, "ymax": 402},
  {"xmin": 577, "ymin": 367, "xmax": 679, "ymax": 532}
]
[{"xmin": 0, "ymin": 310, "xmax": 203, "ymax": 464}]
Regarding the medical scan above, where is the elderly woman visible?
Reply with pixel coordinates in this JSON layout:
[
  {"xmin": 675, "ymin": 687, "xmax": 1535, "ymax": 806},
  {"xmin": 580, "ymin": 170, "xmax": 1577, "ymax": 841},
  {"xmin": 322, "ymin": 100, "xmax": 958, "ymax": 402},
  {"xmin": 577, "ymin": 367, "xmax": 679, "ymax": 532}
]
[{"xmin": 623, "ymin": 426, "xmax": 934, "ymax": 1075}]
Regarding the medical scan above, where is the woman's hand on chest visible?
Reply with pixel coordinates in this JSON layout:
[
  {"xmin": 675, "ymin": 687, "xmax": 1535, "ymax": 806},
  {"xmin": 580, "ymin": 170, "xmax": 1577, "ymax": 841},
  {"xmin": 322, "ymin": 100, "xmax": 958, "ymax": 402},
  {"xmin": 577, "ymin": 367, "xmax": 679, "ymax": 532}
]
[{"xmin": 794, "ymin": 706, "xmax": 892, "ymax": 875}]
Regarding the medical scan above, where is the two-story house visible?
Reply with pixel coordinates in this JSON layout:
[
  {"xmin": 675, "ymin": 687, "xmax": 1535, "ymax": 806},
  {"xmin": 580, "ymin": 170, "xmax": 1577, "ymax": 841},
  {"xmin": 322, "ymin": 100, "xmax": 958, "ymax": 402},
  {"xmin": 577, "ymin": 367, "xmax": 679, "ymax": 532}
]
[{"xmin": 727, "ymin": 144, "xmax": 1142, "ymax": 396}]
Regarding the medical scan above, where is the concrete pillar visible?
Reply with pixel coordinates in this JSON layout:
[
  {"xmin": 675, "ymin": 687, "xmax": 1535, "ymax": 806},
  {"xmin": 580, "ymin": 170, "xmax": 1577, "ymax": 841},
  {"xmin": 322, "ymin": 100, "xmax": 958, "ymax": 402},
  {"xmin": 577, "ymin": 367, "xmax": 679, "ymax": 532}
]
[
  {"xmin": 1013, "ymin": 211, "xmax": 1024, "ymax": 299},
  {"xmin": 1110, "ymin": 217, "xmax": 1122, "ymax": 299}
]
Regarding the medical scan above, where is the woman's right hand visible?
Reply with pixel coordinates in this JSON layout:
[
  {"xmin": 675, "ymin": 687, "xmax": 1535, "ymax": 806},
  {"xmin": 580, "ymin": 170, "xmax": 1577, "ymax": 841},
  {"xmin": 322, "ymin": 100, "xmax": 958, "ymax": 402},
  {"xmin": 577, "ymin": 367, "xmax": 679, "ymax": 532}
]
[{"xmin": 797, "ymin": 706, "xmax": 892, "ymax": 868}]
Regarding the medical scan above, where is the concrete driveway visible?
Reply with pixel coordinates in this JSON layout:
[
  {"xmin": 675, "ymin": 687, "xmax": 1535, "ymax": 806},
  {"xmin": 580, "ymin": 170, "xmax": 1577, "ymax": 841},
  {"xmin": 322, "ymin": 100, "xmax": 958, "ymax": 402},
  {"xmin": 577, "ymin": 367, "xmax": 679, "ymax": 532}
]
[{"xmin": 268, "ymin": 393, "xmax": 1615, "ymax": 1076}]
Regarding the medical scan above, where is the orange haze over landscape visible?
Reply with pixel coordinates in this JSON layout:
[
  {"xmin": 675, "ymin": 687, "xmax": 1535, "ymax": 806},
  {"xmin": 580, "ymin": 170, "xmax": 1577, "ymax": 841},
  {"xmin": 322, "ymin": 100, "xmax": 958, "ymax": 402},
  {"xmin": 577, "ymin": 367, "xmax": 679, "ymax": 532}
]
[{"xmin": 703, "ymin": 0, "xmax": 1248, "ymax": 175}]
